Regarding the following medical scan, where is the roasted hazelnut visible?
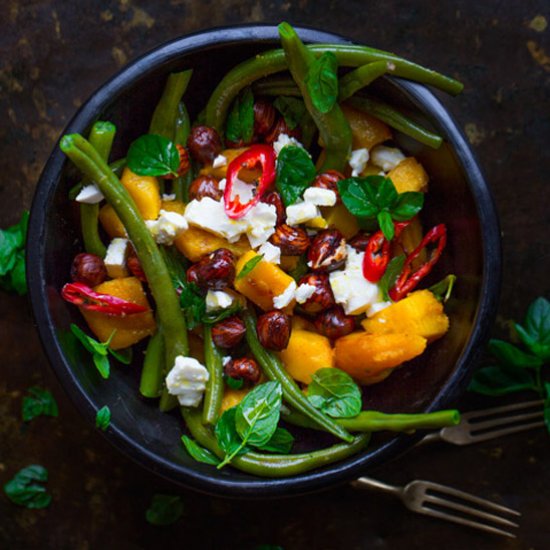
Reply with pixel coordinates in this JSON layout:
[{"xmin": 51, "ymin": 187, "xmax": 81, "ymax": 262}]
[
  {"xmin": 212, "ymin": 315, "xmax": 246, "ymax": 348},
  {"xmin": 70, "ymin": 253, "xmax": 107, "ymax": 287},
  {"xmin": 312, "ymin": 170, "xmax": 344, "ymax": 203},
  {"xmin": 314, "ymin": 306, "xmax": 356, "ymax": 339},
  {"xmin": 163, "ymin": 144, "xmax": 190, "ymax": 179},
  {"xmin": 186, "ymin": 248, "xmax": 235, "ymax": 290},
  {"xmin": 270, "ymin": 224, "xmax": 310, "ymax": 256},
  {"xmin": 253, "ymin": 99, "xmax": 277, "ymax": 137},
  {"xmin": 127, "ymin": 249, "xmax": 147, "ymax": 282},
  {"xmin": 188, "ymin": 175, "xmax": 223, "ymax": 201},
  {"xmin": 187, "ymin": 125, "xmax": 222, "ymax": 165},
  {"xmin": 225, "ymin": 357, "xmax": 261, "ymax": 385},
  {"xmin": 264, "ymin": 117, "xmax": 302, "ymax": 145},
  {"xmin": 297, "ymin": 272, "xmax": 335, "ymax": 314},
  {"xmin": 261, "ymin": 191, "xmax": 286, "ymax": 226},
  {"xmin": 257, "ymin": 310, "xmax": 291, "ymax": 351},
  {"xmin": 307, "ymin": 229, "xmax": 347, "ymax": 272},
  {"xmin": 349, "ymin": 232, "xmax": 371, "ymax": 253}
]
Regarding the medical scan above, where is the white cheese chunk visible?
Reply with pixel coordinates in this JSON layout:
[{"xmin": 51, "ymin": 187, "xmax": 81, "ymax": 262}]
[
  {"xmin": 205, "ymin": 290, "xmax": 234, "ymax": 313},
  {"xmin": 257, "ymin": 242, "xmax": 281, "ymax": 264},
  {"xmin": 103, "ymin": 238, "xmax": 129, "ymax": 279},
  {"xmin": 367, "ymin": 300, "xmax": 392, "ymax": 317},
  {"xmin": 222, "ymin": 356, "xmax": 232, "ymax": 366},
  {"xmin": 218, "ymin": 178, "xmax": 227, "ymax": 191},
  {"xmin": 273, "ymin": 134, "xmax": 305, "ymax": 157},
  {"xmin": 349, "ymin": 148, "xmax": 370, "ymax": 177},
  {"xmin": 228, "ymin": 176, "xmax": 255, "ymax": 204},
  {"xmin": 303, "ymin": 187, "xmax": 337, "ymax": 207},
  {"xmin": 145, "ymin": 209, "xmax": 188, "ymax": 245},
  {"xmin": 273, "ymin": 280, "xmax": 297, "ymax": 309},
  {"xmin": 212, "ymin": 154, "xmax": 228, "ymax": 169},
  {"xmin": 370, "ymin": 146, "xmax": 406, "ymax": 172},
  {"xmin": 165, "ymin": 356, "xmax": 209, "ymax": 407},
  {"xmin": 162, "ymin": 193, "xmax": 176, "ymax": 201},
  {"xmin": 295, "ymin": 283, "xmax": 316, "ymax": 304},
  {"xmin": 75, "ymin": 184, "xmax": 104, "ymax": 204},
  {"xmin": 243, "ymin": 202, "xmax": 278, "ymax": 248},
  {"xmin": 286, "ymin": 201, "xmax": 321, "ymax": 226},
  {"xmin": 329, "ymin": 246, "xmax": 384, "ymax": 315}
]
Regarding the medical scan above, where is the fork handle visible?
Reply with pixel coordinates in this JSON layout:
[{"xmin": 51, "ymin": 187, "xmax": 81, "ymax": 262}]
[
  {"xmin": 352, "ymin": 476, "xmax": 401, "ymax": 497},
  {"xmin": 416, "ymin": 431, "xmax": 443, "ymax": 446}
]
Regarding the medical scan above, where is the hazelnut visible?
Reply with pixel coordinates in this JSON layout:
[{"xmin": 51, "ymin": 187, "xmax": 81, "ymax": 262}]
[
  {"xmin": 188, "ymin": 175, "xmax": 223, "ymax": 201},
  {"xmin": 225, "ymin": 357, "xmax": 261, "ymax": 385},
  {"xmin": 270, "ymin": 224, "xmax": 310, "ymax": 256},
  {"xmin": 127, "ymin": 249, "xmax": 147, "ymax": 282},
  {"xmin": 163, "ymin": 144, "xmax": 190, "ymax": 179},
  {"xmin": 297, "ymin": 272, "xmax": 335, "ymax": 314},
  {"xmin": 307, "ymin": 229, "xmax": 347, "ymax": 272},
  {"xmin": 349, "ymin": 232, "xmax": 371, "ymax": 253},
  {"xmin": 70, "ymin": 253, "xmax": 107, "ymax": 287},
  {"xmin": 314, "ymin": 306, "xmax": 355, "ymax": 339},
  {"xmin": 186, "ymin": 248, "xmax": 235, "ymax": 290},
  {"xmin": 187, "ymin": 125, "xmax": 222, "ymax": 165},
  {"xmin": 257, "ymin": 310, "xmax": 291, "ymax": 351},
  {"xmin": 261, "ymin": 191, "xmax": 286, "ymax": 226},
  {"xmin": 264, "ymin": 117, "xmax": 302, "ymax": 145},
  {"xmin": 211, "ymin": 315, "xmax": 246, "ymax": 348},
  {"xmin": 312, "ymin": 170, "xmax": 344, "ymax": 203},
  {"xmin": 253, "ymin": 99, "xmax": 277, "ymax": 138}
]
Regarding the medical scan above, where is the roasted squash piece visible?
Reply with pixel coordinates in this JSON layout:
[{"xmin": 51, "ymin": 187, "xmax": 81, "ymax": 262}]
[
  {"xmin": 160, "ymin": 199, "xmax": 186, "ymax": 215},
  {"xmin": 279, "ymin": 329, "xmax": 334, "ymax": 384},
  {"xmin": 120, "ymin": 167, "xmax": 161, "ymax": 220},
  {"xmin": 387, "ymin": 157, "xmax": 429, "ymax": 193},
  {"xmin": 322, "ymin": 204, "xmax": 359, "ymax": 239},
  {"xmin": 220, "ymin": 387, "xmax": 250, "ymax": 413},
  {"xmin": 362, "ymin": 290, "xmax": 449, "ymax": 343},
  {"xmin": 99, "ymin": 204, "xmax": 127, "ymax": 238},
  {"xmin": 334, "ymin": 332, "xmax": 427, "ymax": 385},
  {"xmin": 341, "ymin": 103, "xmax": 392, "ymax": 150},
  {"xmin": 79, "ymin": 277, "xmax": 156, "ymax": 349}
]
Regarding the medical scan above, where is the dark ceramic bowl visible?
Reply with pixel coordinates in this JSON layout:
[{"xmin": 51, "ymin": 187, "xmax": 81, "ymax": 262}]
[{"xmin": 27, "ymin": 25, "xmax": 500, "ymax": 498}]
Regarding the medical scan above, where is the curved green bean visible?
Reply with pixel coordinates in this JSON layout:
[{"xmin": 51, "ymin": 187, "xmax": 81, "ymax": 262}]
[
  {"xmin": 339, "ymin": 61, "xmax": 391, "ymax": 102},
  {"xmin": 182, "ymin": 408, "xmax": 370, "ymax": 478},
  {"xmin": 202, "ymin": 325, "xmax": 224, "ymax": 425},
  {"xmin": 243, "ymin": 310, "xmax": 353, "ymax": 443},
  {"xmin": 173, "ymin": 102, "xmax": 192, "ymax": 202},
  {"xmin": 140, "ymin": 328, "xmax": 164, "ymax": 398}
]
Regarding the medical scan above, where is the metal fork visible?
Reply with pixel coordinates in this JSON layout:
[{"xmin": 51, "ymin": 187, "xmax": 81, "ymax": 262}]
[
  {"xmin": 420, "ymin": 399, "xmax": 545, "ymax": 446},
  {"xmin": 352, "ymin": 477, "xmax": 521, "ymax": 537}
]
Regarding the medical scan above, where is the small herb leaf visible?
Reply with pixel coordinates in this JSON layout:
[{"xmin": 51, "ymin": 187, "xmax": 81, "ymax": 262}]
[
  {"xmin": 92, "ymin": 353, "xmax": 110, "ymax": 379},
  {"xmin": 377, "ymin": 210, "xmax": 394, "ymax": 241},
  {"xmin": 515, "ymin": 297, "xmax": 550, "ymax": 361},
  {"xmin": 22, "ymin": 387, "xmax": 58, "ymax": 422},
  {"xmin": 70, "ymin": 324, "xmax": 108, "ymax": 356},
  {"xmin": 429, "ymin": 274, "xmax": 457, "ymax": 303},
  {"xmin": 108, "ymin": 347, "xmax": 133, "ymax": 365},
  {"xmin": 3, "ymin": 465, "xmax": 52, "ymax": 509},
  {"xmin": 468, "ymin": 365, "xmax": 537, "ymax": 396},
  {"xmin": 379, "ymin": 255, "xmax": 405, "ymax": 302},
  {"xmin": 0, "ymin": 211, "xmax": 29, "ymax": 295},
  {"xmin": 273, "ymin": 96, "xmax": 307, "ymax": 130},
  {"xmin": 276, "ymin": 146, "xmax": 316, "ymax": 206},
  {"xmin": 225, "ymin": 375, "xmax": 244, "ymax": 390},
  {"xmin": 226, "ymin": 87, "xmax": 255, "ymax": 143},
  {"xmin": 215, "ymin": 407, "xmax": 249, "ymax": 458},
  {"xmin": 488, "ymin": 339, "xmax": 543, "ymax": 369},
  {"xmin": 392, "ymin": 191, "xmax": 425, "ymax": 221},
  {"xmin": 127, "ymin": 134, "xmax": 180, "ymax": 177},
  {"xmin": 308, "ymin": 368, "xmax": 362, "ymax": 418},
  {"xmin": 145, "ymin": 494, "xmax": 184, "ymax": 526},
  {"xmin": 181, "ymin": 435, "xmax": 221, "ymax": 466},
  {"xmin": 255, "ymin": 427, "xmax": 294, "ymax": 454},
  {"xmin": 237, "ymin": 254, "xmax": 264, "ymax": 280},
  {"xmin": 95, "ymin": 406, "xmax": 111, "ymax": 431},
  {"xmin": 305, "ymin": 51, "xmax": 339, "ymax": 113},
  {"xmin": 179, "ymin": 282, "xmax": 206, "ymax": 330}
]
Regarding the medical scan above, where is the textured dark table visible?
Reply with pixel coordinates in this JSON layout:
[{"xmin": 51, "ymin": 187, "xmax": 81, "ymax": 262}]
[{"xmin": 1, "ymin": 1, "xmax": 549, "ymax": 548}]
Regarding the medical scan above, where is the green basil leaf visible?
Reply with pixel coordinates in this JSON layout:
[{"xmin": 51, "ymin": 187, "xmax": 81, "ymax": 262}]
[
  {"xmin": 337, "ymin": 177, "xmax": 379, "ymax": 218},
  {"xmin": 305, "ymin": 51, "xmax": 339, "ymax": 113},
  {"xmin": 215, "ymin": 408, "xmax": 249, "ymax": 457},
  {"xmin": 237, "ymin": 254, "xmax": 264, "ymax": 280},
  {"xmin": 225, "ymin": 375, "xmax": 244, "ymax": 390},
  {"xmin": 239, "ymin": 87, "xmax": 255, "ymax": 143},
  {"xmin": 127, "ymin": 134, "xmax": 180, "ymax": 177},
  {"xmin": 255, "ymin": 427, "xmax": 294, "ymax": 454},
  {"xmin": 95, "ymin": 405, "xmax": 111, "ymax": 431},
  {"xmin": 488, "ymin": 339, "xmax": 543, "ymax": 369},
  {"xmin": 3, "ymin": 465, "xmax": 52, "ymax": 509},
  {"xmin": 179, "ymin": 283, "xmax": 206, "ymax": 330},
  {"xmin": 428, "ymin": 274, "xmax": 457, "ymax": 303},
  {"xmin": 235, "ymin": 381, "xmax": 282, "ymax": 447},
  {"xmin": 468, "ymin": 365, "xmax": 537, "ymax": 396},
  {"xmin": 307, "ymin": 368, "xmax": 362, "ymax": 418},
  {"xmin": 379, "ymin": 255, "xmax": 406, "ymax": 302},
  {"xmin": 108, "ymin": 346, "xmax": 133, "ymax": 365},
  {"xmin": 276, "ymin": 146, "xmax": 316, "ymax": 206},
  {"xmin": 93, "ymin": 353, "xmax": 110, "ymax": 379},
  {"xmin": 273, "ymin": 96, "xmax": 307, "ymax": 130},
  {"xmin": 515, "ymin": 297, "xmax": 550, "ymax": 360},
  {"xmin": 181, "ymin": 435, "xmax": 221, "ymax": 466},
  {"xmin": 375, "ymin": 176, "xmax": 399, "ymax": 209},
  {"xmin": 288, "ymin": 254, "xmax": 308, "ymax": 282},
  {"xmin": 70, "ymin": 323, "xmax": 109, "ymax": 356},
  {"xmin": 202, "ymin": 300, "xmax": 243, "ymax": 325},
  {"xmin": 377, "ymin": 210, "xmax": 394, "ymax": 240},
  {"xmin": 22, "ymin": 387, "xmax": 59, "ymax": 422},
  {"xmin": 0, "ymin": 211, "xmax": 28, "ymax": 277},
  {"xmin": 391, "ymin": 191, "xmax": 424, "ymax": 221},
  {"xmin": 5, "ymin": 251, "xmax": 27, "ymax": 295},
  {"xmin": 145, "ymin": 494, "xmax": 184, "ymax": 526}
]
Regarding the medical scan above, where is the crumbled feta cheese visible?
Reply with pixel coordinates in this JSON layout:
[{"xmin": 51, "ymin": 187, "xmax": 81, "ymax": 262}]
[
  {"xmin": 205, "ymin": 290, "xmax": 234, "ymax": 313},
  {"xmin": 295, "ymin": 283, "xmax": 316, "ymax": 304},
  {"xmin": 228, "ymin": 176, "xmax": 255, "ymax": 204},
  {"xmin": 146, "ymin": 209, "xmax": 188, "ymax": 245},
  {"xmin": 349, "ymin": 148, "xmax": 370, "ymax": 177},
  {"xmin": 162, "ymin": 193, "xmax": 176, "ymax": 201},
  {"xmin": 329, "ymin": 246, "xmax": 384, "ymax": 315},
  {"xmin": 286, "ymin": 201, "xmax": 321, "ymax": 226},
  {"xmin": 165, "ymin": 356, "xmax": 209, "ymax": 407},
  {"xmin": 243, "ymin": 202, "xmax": 277, "ymax": 248},
  {"xmin": 212, "ymin": 154, "xmax": 228, "ymax": 169},
  {"xmin": 273, "ymin": 281, "xmax": 297, "ymax": 309},
  {"xmin": 75, "ymin": 184, "xmax": 104, "ymax": 204},
  {"xmin": 104, "ymin": 238, "xmax": 129, "ymax": 279},
  {"xmin": 370, "ymin": 146, "xmax": 406, "ymax": 172},
  {"xmin": 303, "ymin": 187, "xmax": 337, "ymax": 207},
  {"xmin": 222, "ymin": 356, "xmax": 232, "ymax": 366},
  {"xmin": 258, "ymin": 242, "xmax": 281, "ymax": 264},
  {"xmin": 273, "ymin": 134, "xmax": 305, "ymax": 157},
  {"xmin": 218, "ymin": 178, "xmax": 227, "ymax": 191},
  {"xmin": 185, "ymin": 198, "xmax": 248, "ymax": 242}
]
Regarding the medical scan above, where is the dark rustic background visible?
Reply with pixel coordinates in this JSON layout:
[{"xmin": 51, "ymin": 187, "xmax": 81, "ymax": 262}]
[{"xmin": 1, "ymin": 1, "xmax": 549, "ymax": 548}]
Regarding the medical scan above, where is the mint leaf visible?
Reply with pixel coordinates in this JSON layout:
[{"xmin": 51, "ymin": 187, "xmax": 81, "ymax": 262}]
[
  {"xmin": 379, "ymin": 255, "xmax": 405, "ymax": 302},
  {"xmin": 145, "ymin": 494, "xmax": 184, "ymax": 526},
  {"xmin": 255, "ymin": 427, "xmax": 294, "ymax": 454},
  {"xmin": 95, "ymin": 406, "xmax": 111, "ymax": 431},
  {"xmin": 308, "ymin": 368, "xmax": 362, "ymax": 418},
  {"xmin": 22, "ymin": 387, "xmax": 58, "ymax": 422},
  {"xmin": 488, "ymin": 339, "xmax": 543, "ymax": 369},
  {"xmin": 236, "ymin": 254, "xmax": 264, "ymax": 280},
  {"xmin": 3, "ymin": 465, "xmax": 52, "ymax": 509},
  {"xmin": 305, "ymin": 51, "xmax": 339, "ymax": 113},
  {"xmin": 515, "ymin": 297, "xmax": 550, "ymax": 361},
  {"xmin": 377, "ymin": 210, "xmax": 394, "ymax": 241},
  {"xmin": 226, "ymin": 87, "xmax": 254, "ymax": 143},
  {"xmin": 276, "ymin": 146, "xmax": 316, "ymax": 206},
  {"xmin": 215, "ymin": 407, "xmax": 249, "ymax": 460},
  {"xmin": 108, "ymin": 347, "xmax": 133, "ymax": 365},
  {"xmin": 179, "ymin": 282, "xmax": 206, "ymax": 330},
  {"xmin": 468, "ymin": 365, "xmax": 537, "ymax": 396},
  {"xmin": 0, "ymin": 211, "xmax": 29, "ymax": 295},
  {"xmin": 273, "ymin": 96, "xmax": 306, "ymax": 130},
  {"xmin": 127, "ymin": 134, "xmax": 180, "ymax": 177},
  {"xmin": 92, "ymin": 353, "xmax": 110, "ymax": 379},
  {"xmin": 392, "ymin": 191, "xmax": 425, "ymax": 221},
  {"xmin": 225, "ymin": 375, "xmax": 244, "ymax": 390},
  {"xmin": 181, "ymin": 435, "xmax": 220, "ymax": 466}
]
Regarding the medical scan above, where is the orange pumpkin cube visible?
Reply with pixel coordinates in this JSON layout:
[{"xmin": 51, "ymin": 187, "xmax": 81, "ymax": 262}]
[
  {"xmin": 175, "ymin": 225, "xmax": 250, "ymax": 262},
  {"xmin": 387, "ymin": 157, "xmax": 429, "ymax": 193},
  {"xmin": 341, "ymin": 103, "xmax": 392, "ymax": 150}
]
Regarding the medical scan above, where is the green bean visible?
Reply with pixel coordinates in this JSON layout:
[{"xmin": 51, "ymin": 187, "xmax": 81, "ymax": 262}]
[
  {"xmin": 206, "ymin": 40, "xmax": 463, "ymax": 133},
  {"xmin": 79, "ymin": 122, "xmax": 116, "ymax": 257},
  {"xmin": 60, "ymin": 134, "xmax": 189, "ymax": 376},
  {"xmin": 278, "ymin": 22, "xmax": 352, "ymax": 172},
  {"xmin": 173, "ymin": 102, "xmax": 192, "ymax": 202},
  {"xmin": 69, "ymin": 158, "xmax": 126, "ymax": 200},
  {"xmin": 348, "ymin": 95, "xmax": 443, "ymax": 149},
  {"xmin": 284, "ymin": 408, "xmax": 460, "ymax": 433},
  {"xmin": 139, "ymin": 328, "xmax": 164, "ymax": 398},
  {"xmin": 182, "ymin": 408, "xmax": 370, "ymax": 478},
  {"xmin": 243, "ymin": 310, "xmax": 353, "ymax": 443},
  {"xmin": 339, "ymin": 61, "xmax": 391, "ymax": 102},
  {"xmin": 202, "ymin": 325, "xmax": 224, "ymax": 425}
]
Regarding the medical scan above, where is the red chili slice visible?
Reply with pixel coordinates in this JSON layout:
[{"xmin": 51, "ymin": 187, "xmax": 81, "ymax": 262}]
[
  {"xmin": 223, "ymin": 144, "xmax": 276, "ymax": 219},
  {"xmin": 61, "ymin": 282, "xmax": 149, "ymax": 315},
  {"xmin": 389, "ymin": 223, "xmax": 447, "ymax": 301}
]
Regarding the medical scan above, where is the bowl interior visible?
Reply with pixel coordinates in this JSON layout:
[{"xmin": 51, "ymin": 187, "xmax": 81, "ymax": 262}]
[{"xmin": 28, "ymin": 26, "xmax": 499, "ymax": 497}]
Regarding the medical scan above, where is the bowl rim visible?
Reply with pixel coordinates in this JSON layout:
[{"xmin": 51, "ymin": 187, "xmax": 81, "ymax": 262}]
[{"xmin": 27, "ymin": 24, "xmax": 501, "ymax": 498}]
